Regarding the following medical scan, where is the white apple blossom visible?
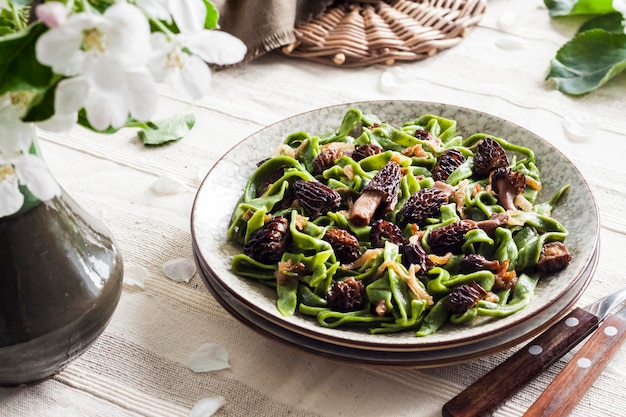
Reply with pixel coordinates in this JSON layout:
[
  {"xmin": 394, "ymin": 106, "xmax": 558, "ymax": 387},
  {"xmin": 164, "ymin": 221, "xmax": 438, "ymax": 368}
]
[
  {"xmin": 36, "ymin": 2, "xmax": 152, "ymax": 75},
  {"xmin": 35, "ymin": 2, "xmax": 158, "ymax": 131},
  {"xmin": 148, "ymin": 0, "xmax": 246, "ymax": 100}
]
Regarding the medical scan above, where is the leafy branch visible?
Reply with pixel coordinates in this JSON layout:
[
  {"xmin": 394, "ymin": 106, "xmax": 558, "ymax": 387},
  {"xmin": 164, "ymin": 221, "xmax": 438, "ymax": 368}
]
[{"xmin": 545, "ymin": 0, "xmax": 626, "ymax": 95}]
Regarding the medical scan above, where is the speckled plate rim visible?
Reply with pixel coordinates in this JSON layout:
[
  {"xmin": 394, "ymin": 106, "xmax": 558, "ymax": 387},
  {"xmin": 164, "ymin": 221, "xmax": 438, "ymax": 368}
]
[{"xmin": 191, "ymin": 100, "xmax": 600, "ymax": 351}]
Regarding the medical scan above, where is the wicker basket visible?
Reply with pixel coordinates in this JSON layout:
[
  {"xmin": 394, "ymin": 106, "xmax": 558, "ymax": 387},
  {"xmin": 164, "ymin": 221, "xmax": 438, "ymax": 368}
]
[{"xmin": 281, "ymin": 0, "xmax": 487, "ymax": 67}]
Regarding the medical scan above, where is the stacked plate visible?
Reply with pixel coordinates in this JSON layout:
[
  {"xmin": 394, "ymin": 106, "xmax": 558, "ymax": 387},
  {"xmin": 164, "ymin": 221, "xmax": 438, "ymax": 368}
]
[{"xmin": 191, "ymin": 101, "xmax": 600, "ymax": 368}]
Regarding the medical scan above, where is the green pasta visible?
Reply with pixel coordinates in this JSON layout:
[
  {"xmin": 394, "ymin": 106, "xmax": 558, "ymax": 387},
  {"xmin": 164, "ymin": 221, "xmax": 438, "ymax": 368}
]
[{"xmin": 227, "ymin": 108, "xmax": 571, "ymax": 336}]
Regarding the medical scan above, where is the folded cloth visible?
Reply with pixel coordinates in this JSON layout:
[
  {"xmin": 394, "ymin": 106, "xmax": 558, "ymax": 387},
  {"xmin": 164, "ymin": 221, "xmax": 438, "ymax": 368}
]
[{"xmin": 213, "ymin": 0, "xmax": 335, "ymax": 62}]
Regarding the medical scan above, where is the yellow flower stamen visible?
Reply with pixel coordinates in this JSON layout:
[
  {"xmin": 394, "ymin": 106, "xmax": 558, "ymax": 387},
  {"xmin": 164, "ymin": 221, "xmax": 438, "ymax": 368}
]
[
  {"xmin": 82, "ymin": 28, "xmax": 107, "ymax": 52},
  {"xmin": 166, "ymin": 46, "xmax": 186, "ymax": 70},
  {"xmin": 9, "ymin": 91, "xmax": 35, "ymax": 117},
  {"xmin": 0, "ymin": 164, "xmax": 17, "ymax": 181}
]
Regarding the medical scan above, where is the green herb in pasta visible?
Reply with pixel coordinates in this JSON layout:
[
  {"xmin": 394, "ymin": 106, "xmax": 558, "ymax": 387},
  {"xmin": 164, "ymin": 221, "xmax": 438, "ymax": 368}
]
[{"xmin": 227, "ymin": 108, "xmax": 571, "ymax": 336}]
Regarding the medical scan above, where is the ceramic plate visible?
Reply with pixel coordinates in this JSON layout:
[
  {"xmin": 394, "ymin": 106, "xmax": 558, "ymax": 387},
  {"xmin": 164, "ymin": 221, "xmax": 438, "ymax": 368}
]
[
  {"xmin": 194, "ymin": 244, "xmax": 597, "ymax": 367},
  {"xmin": 191, "ymin": 101, "xmax": 599, "ymax": 352}
]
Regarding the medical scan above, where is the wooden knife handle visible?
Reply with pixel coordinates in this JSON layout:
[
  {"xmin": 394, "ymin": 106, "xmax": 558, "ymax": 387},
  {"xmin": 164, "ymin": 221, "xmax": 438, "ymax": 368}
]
[
  {"xmin": 442, "ymin": 307, "xmax": 599, "ymax": 417},
  {"xmin": 523, "ymin": 312, "xmax": 626, "ymax": 417}
]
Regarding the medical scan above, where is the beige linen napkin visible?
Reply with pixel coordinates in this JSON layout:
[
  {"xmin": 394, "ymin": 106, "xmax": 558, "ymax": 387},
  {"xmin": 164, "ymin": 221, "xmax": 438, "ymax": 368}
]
[{"xmin": 213, "ymin": 0, "xmax": 335, "ymax": 62}]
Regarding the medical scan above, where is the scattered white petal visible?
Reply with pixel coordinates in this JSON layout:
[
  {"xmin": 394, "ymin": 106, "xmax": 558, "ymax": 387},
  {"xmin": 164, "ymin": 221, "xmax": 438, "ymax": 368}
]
[
  {"xmin": 379, "ymin": 67, "xmax": 417, "ymax": 93},
  {"xmin": 188, "ymin": 343, "xmax": 230, "ymax": 372},
  {"xmin": 497, "ymin": 12, "xmax": 520, "ymax": 33},
  {"xmin": 197, "ymin": 167, "xmax": 209, "ymax": 182},
  {"xmin": 150, "ymin": 173, "xmax": 190, "ymax": 194},
  {"xmin": 495, "ymin": 36, "xmax": 525, "ymax": 50},
  {"xmin": 563, "ymin": 114, "xmax": 598, "ymax": 143},
  {"xmin": 163, "ymin": 258, "xmax": 196, "ymax": 283},
  {"xmin": 93, "ymin": 207, "xmax": 107, "ymax": 220},
  {"xmin": 123, "ymin": 264, "xmax": 149, "ymax": 289},
  {"xmin": 189, "ymin": 397, "xmax": 226, "ymax": 417}
]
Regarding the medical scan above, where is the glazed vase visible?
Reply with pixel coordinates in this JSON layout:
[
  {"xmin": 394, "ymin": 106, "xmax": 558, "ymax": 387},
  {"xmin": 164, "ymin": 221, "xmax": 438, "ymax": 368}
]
[{"xmin": 0, "ymin": 175, "xmax": 123, "ymax": 385}]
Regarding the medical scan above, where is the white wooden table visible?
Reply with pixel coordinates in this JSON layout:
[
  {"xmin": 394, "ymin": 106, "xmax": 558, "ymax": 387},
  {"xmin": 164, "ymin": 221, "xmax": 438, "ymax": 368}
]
[{"xmin": 3, "ymin": 1, "xmax": 624, "ymax": 416}]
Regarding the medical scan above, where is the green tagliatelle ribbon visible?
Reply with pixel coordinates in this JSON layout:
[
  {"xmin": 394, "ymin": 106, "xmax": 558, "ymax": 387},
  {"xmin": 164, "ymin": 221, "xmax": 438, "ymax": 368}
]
[{"xmin": 227, "ymin": 108, "xmax": 571, "ymax": 337}]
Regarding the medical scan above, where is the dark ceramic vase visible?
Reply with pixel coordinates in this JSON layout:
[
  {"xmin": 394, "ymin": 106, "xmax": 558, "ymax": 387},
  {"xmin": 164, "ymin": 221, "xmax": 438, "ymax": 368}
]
[{"xmin": 0, "ymin": 188, "xmax": 123, "ymax": 386}]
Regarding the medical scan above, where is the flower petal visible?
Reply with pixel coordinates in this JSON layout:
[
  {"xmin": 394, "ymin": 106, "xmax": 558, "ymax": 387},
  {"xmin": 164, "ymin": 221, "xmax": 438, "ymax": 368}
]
[
  {"xmin": 188, "ymin": 343, "xmax": 230, "ymax": 372},
  {"xmin": 37, "ymin": 111, "xmax": 78, "ymax": 133},
  {"xmin": 124, "ymin": 70, "xmax": 158, "ymax": 122},
  {"xmin": 189, "ymin": 397, "xmax": 226, "ymax": 417},
  {"xmin": 169, "ymin": 0, "xmax": 206, "ymax": 35},
  {"xmin": 0, "ymin": 112, "xmax": 36, "ymax": 155},
  {"xmin": 175, "ymin": 55, "xmax": 212, "ymax": 100},
  {"xmin": 55, "ymin": 76, "xmax": 89, "ymax": 114},
  {"xmin": 135, "ymin": 0, "xmax": 171, "ymax": 21},
  {"xmin": 123, "ymin": 264, "xmax": 149, "ymax": 289},
  {"xmin": 84, "ymin": 90, "xmax": 127, "ymax": 131},
  {"xmin": 186, "ymin": 31, "xmax": 247, "ymax": 65},
  {"xmin": 148, "ymin": 32, "xmax": 172, "ymax": 82},
  {"xmin": 36, "ymin": 1, "xmax": 68, "ymax": 28},
  {"xmin": 14, "ymin": 155, "xmax": 61, "ymax": 202},
  {"xmin": 163, "ymin": 258, "xmax": 196, "ymax": 283},
  {"xmin": 104, "ymin": 2, "xmax": 152, "ymax": 67},
  {"xmin": 0, "ymin": 168, "xmax": 24, "ymax": 218},
  {"xmin": 149, "ymin": 173, "xmax": 190, "ymax": 194}
]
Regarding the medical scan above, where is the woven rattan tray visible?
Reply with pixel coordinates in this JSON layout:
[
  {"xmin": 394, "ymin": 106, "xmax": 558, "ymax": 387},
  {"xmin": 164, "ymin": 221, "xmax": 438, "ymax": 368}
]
[{"xmin": 281, "ymin": 0, "xmax": 487, "ymax": 67}]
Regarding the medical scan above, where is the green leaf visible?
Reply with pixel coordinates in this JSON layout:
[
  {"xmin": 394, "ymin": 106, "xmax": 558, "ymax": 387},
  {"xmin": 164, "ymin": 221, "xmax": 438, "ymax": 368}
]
[
  {"xmin": 22, "ymin": 75, "xmax": 62, "ymax": 122},
  {"xmin": 0, "ymin": 7, "xmax": 26, "ymax": 33},
  {"xmin": 137, "ymin": 113, "xmax": 196, "ymax": 146},
  {"xmin": 0, "ymin": 22, "xmax": 53, "ymax": 94},
  {"xmin": 203, "ymin": 0, "xmax": 220, "ymax": 29},
  {"xmin": 577, "ymin": 12, "xmax": 625, "ymax": 34},
  {"xmin": 547, "ymin": 29, "xmax": 626, "ymax": 95},
  {"xmin": 544, "ymin": 0, "xmax": 617, "ymax": 17}
]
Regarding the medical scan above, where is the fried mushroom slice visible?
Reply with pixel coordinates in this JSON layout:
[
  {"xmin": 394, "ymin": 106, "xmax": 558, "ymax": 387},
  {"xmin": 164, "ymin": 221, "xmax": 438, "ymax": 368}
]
[
  {"xmin": 537, "ymin": 241, "xmax": 572, "ymax": 273},
  {"xmin": 491, "ymin": 167, "xmax": 526, "ymax": 211},
  {"xmin": 349, "ymin": 161, "xmax": 401, "ymax": 226}
]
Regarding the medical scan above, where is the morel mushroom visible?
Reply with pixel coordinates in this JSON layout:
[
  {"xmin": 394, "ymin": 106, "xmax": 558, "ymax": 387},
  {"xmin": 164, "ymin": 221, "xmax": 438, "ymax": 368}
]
[
  {"xmin": 427, "ymin": 220, "xmax": 477, "ymax": 255},
  {"xmin": 370, "ymin": 219, "xmax": 405, "ymax": 249},
  {"xmin": 459, "ymin": 253, "xmax": 500, "ymax": 274},
  {"xmin": 327, "ymin": 277, "xmax": 366, "ymax": 312},
  {"xmin": 491, "ymin": 167, "xmax": 526, "ymax": 211},
  {"xmin": 447, "ymin": 281, "xmax": 487, "ymax": 314},
  {"xmin": 322, "ymin": 228, "xmax": 362, "ymax": 264},
  {"xmin": 312, "ymin": 147, "xmax": 343, "ymax": 175},
  {"xmin": 402, "ymin": 242, "xmax": 434, "ymax": 273},
  {"xmin": 351, "ymin": 143, "xmax": 383, "ymax": 162},
  {"xmin": 349, "ymin": 161, "xmax": 401, "ymax": 226},
  {"xmin": 474, "ymin": 212, "xmax": 509, "ymax": 236},
  {"xmin": 537, "ymin": 241, "xmax": 572, "ymax": 273},
  {"xmin": 243, "ymin": 216, "xmax": 290, "ymax": 264},
  {"xmin": 414, "ymin": 128, "xmax": 434, "ymax": 141},
  {"xmin": 398, "ymin": 187, "xmax": 449, "ymax": 227},
  {"xmin": 292, "ymin": 180, "xmax": 341, "ymax": 219},
  {"xmin": 473, "ymin": 138, "xmax": 509, "ymax": 177},
  {"xmin": 432, "ymin": 149, "xmax": 465, "ymax": 182}
]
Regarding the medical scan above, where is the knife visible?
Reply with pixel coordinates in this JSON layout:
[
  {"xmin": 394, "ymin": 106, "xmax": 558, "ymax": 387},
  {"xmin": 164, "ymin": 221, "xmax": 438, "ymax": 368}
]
[
  {"xmin": 522, "ymin": 303, "xmax": 626, "ymax": 417},
  {"xmin": 442, "ymin": 286, "xmax": 626, "ymax": 417}
]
